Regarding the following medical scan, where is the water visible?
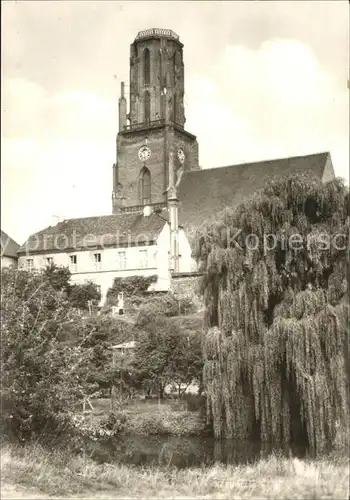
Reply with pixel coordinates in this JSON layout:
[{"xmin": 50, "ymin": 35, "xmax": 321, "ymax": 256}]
[{"xmin": 87, "ymin": 435, "xmax": 309, "ymax": 468}]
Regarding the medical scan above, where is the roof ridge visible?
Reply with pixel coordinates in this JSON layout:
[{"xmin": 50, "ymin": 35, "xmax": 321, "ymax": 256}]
[
  {"xmin": 178, "ymin": 151, "xmax": 332, "ymax": 230},
  {"xmin": 1, "ymin": 230, "xmax": 20, "ymax": 258},
  {"xmin": 18, "ymin": 211, "xmax": 166, "ymax": 254},
  {"xmin": 1, "ymin": 230, "xmax": 20, "ymax": 247},
  {"xmin": 184, "ymin": 151, "xmax": 329, "ymax": 176},
  {"xmin": 55, "ymin": 212, "xmax": 140, "ymax": 223}
]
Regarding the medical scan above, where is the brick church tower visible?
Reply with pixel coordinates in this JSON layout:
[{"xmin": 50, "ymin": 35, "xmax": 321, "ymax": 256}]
[{"xmin": 112, "ymin": 28, "xmax": 199, "ymax": 214}]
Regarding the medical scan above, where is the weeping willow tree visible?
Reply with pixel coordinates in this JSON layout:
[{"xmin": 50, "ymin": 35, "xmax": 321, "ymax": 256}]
[{"xmin": 194, "ymin": 173, "xmax": 349, "ymax": 453}]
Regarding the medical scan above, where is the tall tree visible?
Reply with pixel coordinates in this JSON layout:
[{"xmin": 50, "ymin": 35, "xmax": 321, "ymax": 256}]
[
  {"xmin": 43, "ymin": 263, "xmax": 101, "ymax": 310},
  {"xmin": 134, "ymin": 312, "xmax": 203, "ymax": 398},
  {"xmin": 1, "ymin": 268, "xmax": 88, "ymax": 442},
  {"xmin": 195, "ymin": 174, "xmax": 349, "ymax": 453}
]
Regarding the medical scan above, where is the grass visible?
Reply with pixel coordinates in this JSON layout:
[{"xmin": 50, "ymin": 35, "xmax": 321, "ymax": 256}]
[
  {"xmin": 82, "ymin": 398, "xmax": 207, "ymax": 436},
  {"xmin": 1, "ymin": 444, "xmax": 349, "ymax": 499}
]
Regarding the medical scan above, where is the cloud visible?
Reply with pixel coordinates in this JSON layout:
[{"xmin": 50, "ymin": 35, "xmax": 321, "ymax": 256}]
[
  {"xmin": 186, "ymin": 38, "xmax": 349, "ymax": 179},
  {"xmin": 2, "ymin": 78, "xmax": 116, "ymax": 142},
  {"xmin": 1, "ymin": 78, "xmax": 116, "ymax": 243}
]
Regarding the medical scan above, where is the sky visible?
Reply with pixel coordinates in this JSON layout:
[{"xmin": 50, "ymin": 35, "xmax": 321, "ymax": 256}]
[{"xmin": 2, "ymin": 0, "xmax": 349, "ymax": 244}]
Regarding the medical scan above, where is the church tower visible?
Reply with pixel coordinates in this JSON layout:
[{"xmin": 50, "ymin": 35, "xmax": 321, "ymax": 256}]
[{"xmin": 112, "ymin": 29, "xmax": 199, "ymax": 214}]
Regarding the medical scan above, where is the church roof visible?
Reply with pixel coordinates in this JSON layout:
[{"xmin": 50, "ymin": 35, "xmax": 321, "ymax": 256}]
[
  {"xmin": 178, "ymin": 152, "xmax": 332, "ymax": 230},
  {"xmin": 18, "ymin": 212, "xmax": 167, "ymax": 255},
  {"xmin": 1, "ymin": 230, "xmax": 20, "ymax": 258}
]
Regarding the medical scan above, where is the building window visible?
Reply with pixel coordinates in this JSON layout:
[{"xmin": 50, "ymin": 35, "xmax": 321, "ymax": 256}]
[
  {"xmin": 116, "ymin": 251, "xmax": 126, "ymax": 270},
  {"xmin": 26, "ymin": 259, "xmax": 34, "ymax": 272},
  {"xmin": 144, "ymin": 91, "xmax": 151, "ymax": 122},
  {"xmin": 93, "ymin": 253, "xmax": 101, "ymax": 271},
  {"xmin": 46, "ymin": 257, "xmax": 54, "ymax": 266},
  {"xmin": 69, "ymin": 255, "xmax": 77, "ymax": 273},
  {"xmin": 139, "ymin": 249, "xmax": 148, "ymax": 269},
  {"xmin": 144, "ymin": 48, "xmax": 150, "ymax": 85},
  {"xmin": 140, "ymin": 167, "xmax": 151, "ymax": 205}
]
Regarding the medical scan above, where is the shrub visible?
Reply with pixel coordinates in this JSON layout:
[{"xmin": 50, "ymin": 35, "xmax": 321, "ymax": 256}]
[
  {"xmin": 136, "ymin": 293, "xmax": 198, "ymax": 329},
  {"xmin": 106, "ymin": 275, "xmax": 157, "ymax": 305},
  {"xmin": 79, "ymin": 315, "xmax": 138, "ymax": 347},
  {"xmin": 131, "ymin": 414, "xmax": 169, "ymax": 435},
  {"xmin": 100, "ymin": 412, "xmax": 127, "ymax": 432}
]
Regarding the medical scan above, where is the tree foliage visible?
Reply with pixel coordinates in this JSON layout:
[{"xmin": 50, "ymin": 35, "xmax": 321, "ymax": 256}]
[
  {"xmin": 134, "ymin": 313, "xmax": 203, "ymax": 398},
  {"xmin": 0, "ymin": 267, "xmax": 151, "ymax": 443},
  {"xmin": 73, "ymin": 315, "xmax": 141, "ymax": 397},
  {"xmin": 195, "ymin": 174, "xmax": 349, "ymax": 453},
  {"xmin": 0, "ymin": 268, "xmax": 89, "ymax": 442},
  {"xmin": 106, "ymin": 275, "xmax": 157, "ymax": 304},
  {"xmin": 69, "ymin": 282, "xmax": 101, "ymax": 310},
  {"xmin": 43, "ymin": 263, "xmax": 101, "ymax": 310},
  {"xmin": 43, "ymin": 264, "xmax": 72, "ymax": 292},
  {"xmin": 136, "ymin": 292, "xmax": 197, "ymax": 321}
]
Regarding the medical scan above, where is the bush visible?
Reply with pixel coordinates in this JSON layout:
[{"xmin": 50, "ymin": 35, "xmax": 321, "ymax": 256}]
[
  {"xmin": 136, "ymin": 293, "xmax": 197, "ymax": 329},
  {"xmin": 106, "ymin": 275, "xmax": 157, "ymax": 305},
  {"xmin": 100, "ymin": 412, "xmax": 127, "ymax": 432},
  {"xmin": 131, "ymin": 414, "xmax": 170, "ymax": 435},
  {"xmin": 79, "ymin": 315, "xmax": 138, "ymax": 347}
]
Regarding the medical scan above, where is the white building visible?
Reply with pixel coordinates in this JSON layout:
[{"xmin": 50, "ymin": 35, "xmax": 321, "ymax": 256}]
[{"xmin": 17, "ymin": 205, "xmax": 196, "ymax": 303}]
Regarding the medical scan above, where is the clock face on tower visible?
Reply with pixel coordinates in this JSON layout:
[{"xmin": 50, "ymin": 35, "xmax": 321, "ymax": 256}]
[
  {"xmin": 138, "ymin": 146, "xmax": 151, "ymax": 162},
  {"xmin": 177, "ymin": 148, "xmax": 185, "ymax": 164}
]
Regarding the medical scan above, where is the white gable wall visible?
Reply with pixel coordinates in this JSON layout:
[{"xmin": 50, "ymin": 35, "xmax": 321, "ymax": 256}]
[
  {"xmin": 153, "ymin": 223, "xmax": 171, "ymax": 291},
  {"xmin": 322, "ymin": 154, "xmax": 336, "ymax": 183},
  {"xmin": 178, "ymin": 227, "xmax": 197, "ymax": 272}
]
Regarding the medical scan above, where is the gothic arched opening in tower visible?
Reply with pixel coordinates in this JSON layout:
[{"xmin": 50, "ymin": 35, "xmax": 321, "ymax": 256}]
[{"xmin": 140, "ymin": 167, "xmax": 151, "ymax": 205}]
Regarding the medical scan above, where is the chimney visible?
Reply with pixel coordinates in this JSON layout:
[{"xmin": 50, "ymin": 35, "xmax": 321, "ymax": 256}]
[{"xmin": 118, "ymin": 81, "xmax": 127, "ymax": 131}]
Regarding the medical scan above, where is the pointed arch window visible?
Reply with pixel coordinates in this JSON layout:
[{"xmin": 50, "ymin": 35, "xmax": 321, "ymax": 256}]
[
  {"xmin": 144, "ymin": 91, "xmax": 151, "ymax": 122},
  {"xmin": 144, "ymin": 48, "xmax": 150, "ymax": 85},
  {"xmin": 140, "ymin": 167, "xmax": 151, "ymax": 205}
]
